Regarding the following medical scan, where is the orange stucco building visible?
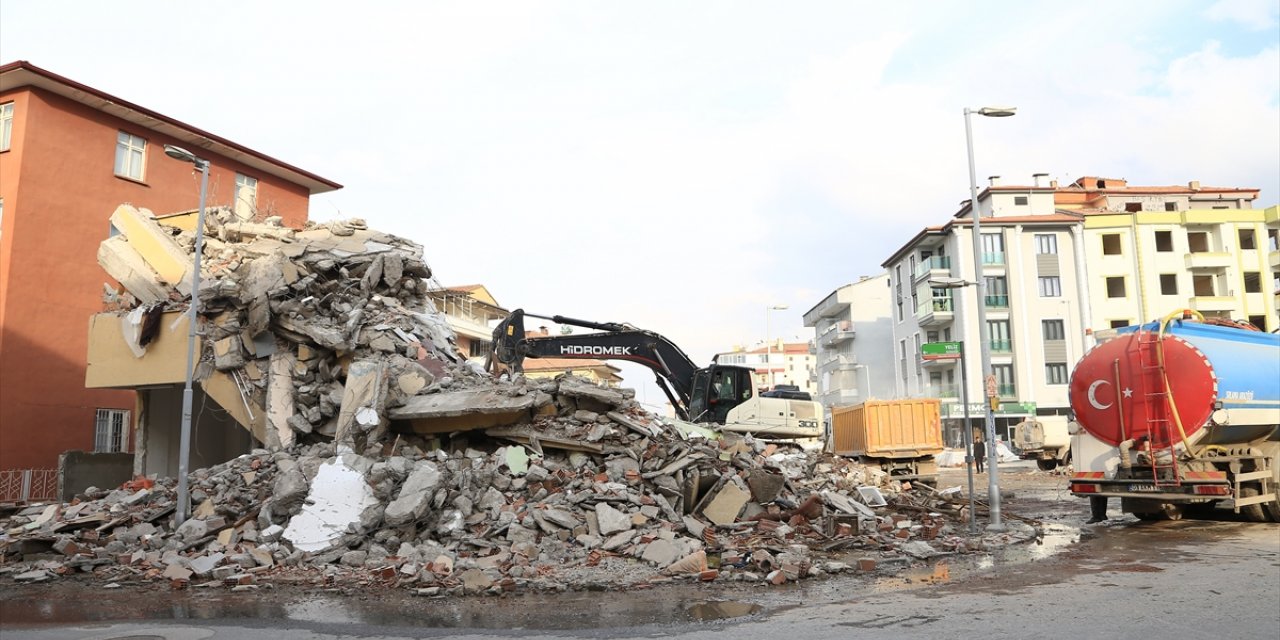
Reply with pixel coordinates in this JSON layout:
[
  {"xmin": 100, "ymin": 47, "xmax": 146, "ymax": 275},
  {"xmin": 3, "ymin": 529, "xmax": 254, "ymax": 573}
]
[{"xmin": 0, "ymin": 61, "xmax": 340, "ymax": 472}]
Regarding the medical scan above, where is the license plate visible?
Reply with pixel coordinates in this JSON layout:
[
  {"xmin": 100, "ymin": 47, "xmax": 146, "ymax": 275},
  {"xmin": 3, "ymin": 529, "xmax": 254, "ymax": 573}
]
[{"xmin": 1128, "ymin": 484, "xmax": 1159, "ymax": 492}]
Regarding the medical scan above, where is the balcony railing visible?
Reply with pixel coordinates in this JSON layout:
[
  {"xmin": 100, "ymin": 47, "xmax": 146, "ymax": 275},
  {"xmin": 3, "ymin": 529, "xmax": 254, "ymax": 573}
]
[
  {"xmin": 914, "ymin": 256, "xmax": 952, "ymax": 279},
  {"xmin": 927, "ymin": 384, "xmax": 960, "ymax": 398},
  {"xmin": 984, "ymin": 294, "xmax": 1010, "ymax": 308},
  {"xmin": 988, "ymin": 339, "xmax": 1012, "ymax": 353},
  {"xmin": 982, "ymin": 252, "xmax": 1005, "ymax": 265},
  {"xmin": 997, "ymin": 383, "xmax": 1016, "ymax": 397}
]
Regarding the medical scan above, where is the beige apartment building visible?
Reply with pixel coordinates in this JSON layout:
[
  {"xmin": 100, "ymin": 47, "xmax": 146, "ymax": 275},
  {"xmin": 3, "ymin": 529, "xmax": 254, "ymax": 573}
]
[{"xmin": 1055, "ymin": 177, "xmax": 1276, "ymax": 332}]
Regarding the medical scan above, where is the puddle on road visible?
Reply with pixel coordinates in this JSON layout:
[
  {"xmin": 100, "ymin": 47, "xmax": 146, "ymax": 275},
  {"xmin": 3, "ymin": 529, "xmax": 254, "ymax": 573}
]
[
  {"xmin": 0, "ymin": 588, "xmax": 763, "ymax": 630},
  {"xmin": 971, "ymin": 523, "xmax": 1080, "ymax": 571}
]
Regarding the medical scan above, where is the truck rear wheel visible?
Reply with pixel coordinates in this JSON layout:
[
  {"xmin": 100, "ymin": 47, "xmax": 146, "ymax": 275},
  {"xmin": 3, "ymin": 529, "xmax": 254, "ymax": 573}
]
[
  {"xmin": 1036, "ymin": 459, "xmax": 1058, "ymax": 471},
  {"xmin": 1237, "ymin": 486, "xmax": 1268, "ymax": 523},
  {"xmin": 1260, "ymin": 485, "xmax": 1280, "ymax": 523}
]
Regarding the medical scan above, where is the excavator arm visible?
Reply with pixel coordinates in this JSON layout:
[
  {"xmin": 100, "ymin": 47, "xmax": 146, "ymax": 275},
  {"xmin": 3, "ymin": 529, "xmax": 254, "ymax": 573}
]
[{"xmin": 488, "ymin": 309, "xmax": 701, "ymax": 420}]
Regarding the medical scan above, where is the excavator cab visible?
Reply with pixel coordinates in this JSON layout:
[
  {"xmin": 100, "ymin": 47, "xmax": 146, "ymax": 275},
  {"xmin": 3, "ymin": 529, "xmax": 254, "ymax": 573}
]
[{"xmin": 688, "ymin": 365, "xmax": 755, "ymax": 424}]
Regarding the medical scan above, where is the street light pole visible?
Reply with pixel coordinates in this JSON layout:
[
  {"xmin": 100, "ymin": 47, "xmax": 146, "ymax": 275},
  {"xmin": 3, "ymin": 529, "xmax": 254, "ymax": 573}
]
[
  {"xmin": 765, "ymin": 304, "xmax": 788, "ymax": 388},
  {"xmin": 165, "ymin": 145, "xmax": 210, "ymax": 526},
  {"xmin": 963, "ymin": 106, "xmax": 1015, "ymax": 531}
]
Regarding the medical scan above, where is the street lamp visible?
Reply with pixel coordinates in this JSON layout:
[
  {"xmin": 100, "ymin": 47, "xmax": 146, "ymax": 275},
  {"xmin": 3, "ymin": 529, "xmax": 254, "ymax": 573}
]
[
  {"xmin": 960, "ymin": 104, "xmax": 1015, "ymax": 531},
  {"xmin": 765, "ymin": 304, "xmax": 788, "ymax": 388},
  {"xmin": 164, "ymin": 144, "xmax": 210, "ymax": 525}
]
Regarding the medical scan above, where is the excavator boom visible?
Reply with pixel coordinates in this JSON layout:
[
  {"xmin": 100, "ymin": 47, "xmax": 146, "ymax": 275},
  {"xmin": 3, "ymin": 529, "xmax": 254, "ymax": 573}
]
[{"xmin": 489, "ymin": 309, "xmax": 701, "ymax": 419}]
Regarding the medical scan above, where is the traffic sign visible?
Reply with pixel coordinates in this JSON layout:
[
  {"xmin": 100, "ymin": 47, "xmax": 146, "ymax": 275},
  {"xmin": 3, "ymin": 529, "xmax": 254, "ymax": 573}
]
[
  {"xmin": 921, "ymin": 341, "xmax": 963, "ymax": 361},
  {"xmin": 985, "ymin": 374, "xmax": 998, "ymax": 398}
]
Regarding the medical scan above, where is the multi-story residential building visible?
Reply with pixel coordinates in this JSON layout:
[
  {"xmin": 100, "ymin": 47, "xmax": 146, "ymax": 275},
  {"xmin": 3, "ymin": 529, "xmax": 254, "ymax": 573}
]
[
  {"xmin": 714, "ymin": 341, "xmax": 816, "ymax": 396},
  {"xmin": 425, "ymin": 284, "xmax": 509, "ymax": 365},
  {"xmin": 802, "ymin": 274, "xmax": 896, "ymax": 415},
  {"xmin": 1054, "ymin": 177, "xmax": 1275, "ymax": 332},
  {"xmin": 881, "ymin": 175, "xmax": 1089, "ymax": 445},
  {"xmin": 0, "ymin": 61, "xmax": 340, "ymax": 476}
]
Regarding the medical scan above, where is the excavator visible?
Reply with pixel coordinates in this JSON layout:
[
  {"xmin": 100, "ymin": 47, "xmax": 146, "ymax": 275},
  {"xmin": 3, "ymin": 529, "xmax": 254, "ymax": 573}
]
[{"xmin": 486, "ymin": 309, "xmax": 823, "ymax": 441}]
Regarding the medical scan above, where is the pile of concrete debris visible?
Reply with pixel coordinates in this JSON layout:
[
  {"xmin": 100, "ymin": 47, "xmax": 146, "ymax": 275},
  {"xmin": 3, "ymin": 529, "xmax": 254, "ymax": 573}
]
[
  {"xmin": 2, "ymin": 206, "xmax": 1037, "ymax": 592},
  {"xmin": 2, "ymin": 374, "xmax": 1034, "ymax": 593}
]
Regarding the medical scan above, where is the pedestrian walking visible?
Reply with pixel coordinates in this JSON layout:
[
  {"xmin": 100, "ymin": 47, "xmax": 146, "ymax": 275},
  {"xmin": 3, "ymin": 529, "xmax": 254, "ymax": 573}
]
[{"xmin": 973, "ymin": 433, "xmax": 986, "ymax": 474}]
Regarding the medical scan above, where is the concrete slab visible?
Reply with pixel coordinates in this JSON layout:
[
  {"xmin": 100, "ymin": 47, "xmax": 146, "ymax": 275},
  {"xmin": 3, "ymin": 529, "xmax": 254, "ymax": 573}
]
[
  {"xmin": 392, "ymin": 390, "xmax": 535, "ymax": 434},
  {"xmin": 701, "ymin": 480, "xmax": 750, "ymax": 526}
]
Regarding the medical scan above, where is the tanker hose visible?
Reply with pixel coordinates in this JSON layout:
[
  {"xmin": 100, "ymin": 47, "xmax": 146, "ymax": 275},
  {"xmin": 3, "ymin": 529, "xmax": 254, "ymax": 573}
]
[
  {"xmin": 1119, "ymin": 439, "xmax": 1136, "ymax": 469},
  {"xmin": 1156, "ymin": 310, "xmax": 1205, "ymax": 459}
]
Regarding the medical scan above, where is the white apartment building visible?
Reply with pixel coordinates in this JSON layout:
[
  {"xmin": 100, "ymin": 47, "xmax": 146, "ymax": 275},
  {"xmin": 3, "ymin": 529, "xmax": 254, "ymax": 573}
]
[
  {"xmin": 881, "ymin": 175, "xmax": 1090, "ymax": 445},
  {"xmin": 714, "ymin": 342, "xmax": 817, "ymax": 396},
  {"xmin": 802, "ymin": 274, "xmax": 897, "ymax": 416},
  {"xmin": 1054, "ymin": 177, "xmax": 1276, "ymax": 332}
]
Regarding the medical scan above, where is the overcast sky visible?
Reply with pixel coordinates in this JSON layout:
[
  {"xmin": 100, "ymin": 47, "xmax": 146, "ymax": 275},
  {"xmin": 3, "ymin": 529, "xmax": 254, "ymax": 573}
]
[{"xmin": 4, "ymin": 1, "xmax": 1278, "ymax": 410}]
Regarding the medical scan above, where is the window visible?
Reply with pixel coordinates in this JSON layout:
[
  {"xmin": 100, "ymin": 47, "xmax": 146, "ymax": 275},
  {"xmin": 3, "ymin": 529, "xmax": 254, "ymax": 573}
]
[
  {"xmin": 910, "ymin": 290, "xmax": 918, "ymax": 314},
  {"xmin": 1159, "ymin": 274, "xmax": 1178, "ymax": 295},
  {"xmin": 992, "ymin": 364, "xmax": 1016, "ymax": 397},
  {"xmin": 1244, "ymin": 272, "xmax": 1262, "ymax": 294},
  {"xmin": 914, "ymin": 334, "xmax": 922, "ymax": 375},
  {"xmin": 927, "ymin": 331, "xmax": 939, "ymax": 343},
  {"xmin": 1193, "ymin": 274, "xmax": 1215, "ymax": 296},
  {"xmin": 94, "ymin": 409, "xmax": 129, "ymax": 453},
  {"xmin": 1106, "ymin": 276, "xmax": 1126, "ymax": 298},
  {"xmin": 900, "ymin": 340, "xmax": 908, "ymax": 381},
  {"xmin": 114, "ymin": 131, "xmax": 147, "ymax": 180},
  {"xmin": 234, "ymin": 173, "xmax": 259, "ymax": 220},
  {"xmin": 942, "ymin": 328, "xmax": 952, "ymax": 341},
  {"xmin": 0, "ymin": 102, "xmax": 12, "ymax": 151},
  {"xmin": 1164, "ymin": 202, "xmax": 1177, "ymax": 212},
  {"xmin": 1124, "ymin": 202, "xmax": 1142, "ymax": 213},
  {"xmin": 981, "ymin": 233, "xmax": 1005, "ymax": 264},
  {"xmin": 1110, "ymin": 319, "xmax": 1130, "ymax": 328},
  {"xmin": 1035, "ymin": 234, "xmax": 1057, "ymax": 254},
  {"xmin": 1238, "ymin": 228, "xmax": 1256, "ymax": 250},
  {"xmin": 986, "ymin": 320, "xmax": 1012, "ymax": 352},
  {"xmin": 1155, "ymin": 230, "xmax": 1173, "ymax": 252},
  {"xmin": 984, "ymin": 276, "xmax": 1009, "ymax": 307},
  {"xmin": 1042, "ymin": 319, "xmax": 1065, "ymax": 341},
  {"xmin": 1188, "ymin": 231, "xmax": 1210, "ymax": 253},
  {"xmin": 1038, "ymin": 276, "xmax": 1061, "ymax": 297},
  {"xmin": 1248, "ymin": 315, "xmax": 1266, "ymax": 331},
  {"xmin": 1045, "ymin": 363, "xmax": 1069, "ymax": 385},
  {"xmin": 469, "ymin": 339, "xmax": 493, "ymax": 358},
  {"xmin": 1014, "ymin": 196, "xmax": 1028, "ymax": 206},
  {"xmin": 1102, "ymin": 233, "xmax": 1122, "ymax": 255}
]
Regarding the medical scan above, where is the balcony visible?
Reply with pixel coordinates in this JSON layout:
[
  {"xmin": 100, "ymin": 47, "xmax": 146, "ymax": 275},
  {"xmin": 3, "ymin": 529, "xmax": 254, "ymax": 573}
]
[
  {"xmin": 913, "ymin": 256, "xmax": 952, "ymax": 281},
  {"xmin": 926, "ymin": 384, "xmax": 960, "ymax": 399},
  {"xmin": 1269, "ymin": 248, "xmax": 1280, "ymax": 270},
  {"xmin": 1189, "ymin": 296, "xmax": 1237, "ymax": 312},
  {"xmin": 997, "ymin": 384, "xmax": 1017, "ymax": 398},
  {"xmin": 1184, "ymin": 251, "xmax": 1232, "ymax": 270},
  {"xmin": 984, "ymin": 294, "xmax": 1010, "ymax": 309},
  {"xmin": 823, "ymin": 353, "xmax": 858, "ymax": 370},
  {"xmin": 916, "ymin": 296, "xmax": 954, "ymax": 327},
  {"xmin": 825, "ymin": 388, "xmax": 864, "ymax": 407},
  {"xmin": 820, "ymin": 320, "xmax": 855, "ymax": 347},
  {"xmin": 981, "ymin": 252, "xmax": 1006, "ymax": 266},
  {"xmin": 988, "ymin": 339, "xmax": 1013, "ymax": 354}
]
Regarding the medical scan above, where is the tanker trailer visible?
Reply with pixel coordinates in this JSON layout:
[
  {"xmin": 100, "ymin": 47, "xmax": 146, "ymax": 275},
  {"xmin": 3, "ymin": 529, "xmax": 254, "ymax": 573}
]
[{"xmin": 1068, "ymin": 311, "xmax": 1280, "ymax": 522}]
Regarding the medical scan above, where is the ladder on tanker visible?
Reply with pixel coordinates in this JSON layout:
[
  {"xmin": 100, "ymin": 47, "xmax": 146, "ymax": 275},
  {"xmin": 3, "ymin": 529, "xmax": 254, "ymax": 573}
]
[{"xmin": 1136, "ymin": 328, "xmax": 1181, "ymax": 487}]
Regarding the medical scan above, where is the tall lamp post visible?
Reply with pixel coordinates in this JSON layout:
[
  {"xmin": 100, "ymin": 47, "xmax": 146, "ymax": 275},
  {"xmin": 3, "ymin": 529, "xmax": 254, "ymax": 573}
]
[
  {"xmin": 765, "ymin": 304, "xmax": 788, "ymax": 388},
  {"xmin": 961, "ymin": 105, "xmax": 1016, "ymax": 530},
  {"xmin": 164, "ymin": 144, "xmax": 210, "ymax": 525}
]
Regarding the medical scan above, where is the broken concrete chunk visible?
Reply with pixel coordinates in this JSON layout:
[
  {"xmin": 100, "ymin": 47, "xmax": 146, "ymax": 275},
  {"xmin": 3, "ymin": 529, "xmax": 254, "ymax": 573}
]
[
  {"xmin": 701, "ymin": 479, "xmax": 750, "ymax": 526},
  {"xmin": 383, "ymin": 461, "xmax": 442, "ymax": 527},
  {"xmin": 595, "ymin": 502, "xmax": 632, "ymax": 536}
]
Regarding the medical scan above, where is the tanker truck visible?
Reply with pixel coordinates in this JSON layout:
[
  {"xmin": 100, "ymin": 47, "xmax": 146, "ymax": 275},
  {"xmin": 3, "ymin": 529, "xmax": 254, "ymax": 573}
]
[{"xmin": 1068, "ymin": 311, "xmax": 1280, "ymax": 522}]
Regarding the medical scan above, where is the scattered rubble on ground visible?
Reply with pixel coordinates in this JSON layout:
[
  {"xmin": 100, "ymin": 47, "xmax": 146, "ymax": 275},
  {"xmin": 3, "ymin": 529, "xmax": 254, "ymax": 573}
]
[{"xmin": 1, "ymin": 205, "xmax": 1039, "ymax": 594}]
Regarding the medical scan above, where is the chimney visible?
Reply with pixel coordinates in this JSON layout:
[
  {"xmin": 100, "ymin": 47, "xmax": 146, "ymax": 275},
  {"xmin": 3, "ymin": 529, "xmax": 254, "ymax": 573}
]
[
  {"xmin": 1189, "ymin": 180, "xmax": 1201, "ymax": 190},
  {"xmin": 988, "ymin": 175, "xmax": 1002, "ymax": 187},
  {"xmin": 1050, "ymin": 179, "xmax": 1059, "ymax": 189},
  {"xmin": 1032, "ymin": 172, "xmax": 1049, "ymax": 188}
]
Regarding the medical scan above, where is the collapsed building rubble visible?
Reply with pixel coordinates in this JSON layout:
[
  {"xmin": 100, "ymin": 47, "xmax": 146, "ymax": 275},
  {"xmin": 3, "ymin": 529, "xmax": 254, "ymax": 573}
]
[{"xmin": 1, "ymin": 205, "xmax": 1039, "ymax": 592}]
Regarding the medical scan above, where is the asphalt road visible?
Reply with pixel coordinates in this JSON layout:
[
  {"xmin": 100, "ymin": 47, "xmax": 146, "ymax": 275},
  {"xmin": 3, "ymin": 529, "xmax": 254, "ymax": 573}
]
[{"xmin": 5, "ymin": 466, "xmax": 1278, "ymax": 640}]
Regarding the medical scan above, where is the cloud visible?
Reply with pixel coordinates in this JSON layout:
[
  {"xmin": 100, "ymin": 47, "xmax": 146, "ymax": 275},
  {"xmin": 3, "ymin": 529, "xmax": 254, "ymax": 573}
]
[{"xmin": 1204, "ymin": 0, "xmax": 1280, "ymax": 30}]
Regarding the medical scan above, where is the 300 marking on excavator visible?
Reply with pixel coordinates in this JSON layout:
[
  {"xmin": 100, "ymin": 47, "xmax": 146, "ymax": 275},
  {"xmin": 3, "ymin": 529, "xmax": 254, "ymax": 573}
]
[{"xmin": 560, "ymin": 345, "xmax": 634, "ymax": 356}]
